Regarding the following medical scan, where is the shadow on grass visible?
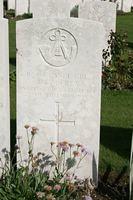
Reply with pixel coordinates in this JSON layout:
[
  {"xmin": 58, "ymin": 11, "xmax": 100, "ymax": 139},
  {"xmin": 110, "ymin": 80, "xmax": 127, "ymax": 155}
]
[
  {"xmin": 100, "ymin": 126, "xmax": 132, "ymax": 160},
  {"xmin": 10, "ymin": 119, "xmax": 16, "ymax": 163},
  {"xmin": 128, "ymin": 42, "xmax": 133, "ymax": 49},
  {"xmin": 10, "ymin": 57, "xmax": 16, "ymax": 67}
]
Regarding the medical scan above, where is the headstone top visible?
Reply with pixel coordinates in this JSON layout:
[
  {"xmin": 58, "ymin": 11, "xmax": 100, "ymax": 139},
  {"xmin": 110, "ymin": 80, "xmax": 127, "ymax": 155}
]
[
  {"xmin": 0, "ymin": 0, "xmax": 3, "ymax": 18},
  {"xmin": 79, "ymin": 0, "xmax": 116, "ymax": 43},
  {"xmin": 31, "ymin": 0, "xmax": 70, "ymax": 18}
]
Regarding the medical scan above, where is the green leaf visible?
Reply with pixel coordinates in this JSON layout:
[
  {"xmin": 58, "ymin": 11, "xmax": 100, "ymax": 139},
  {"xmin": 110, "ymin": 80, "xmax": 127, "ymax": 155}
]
[{"xmin": 66, "ymin": 158, "xmax": 76, "ymax": 170}]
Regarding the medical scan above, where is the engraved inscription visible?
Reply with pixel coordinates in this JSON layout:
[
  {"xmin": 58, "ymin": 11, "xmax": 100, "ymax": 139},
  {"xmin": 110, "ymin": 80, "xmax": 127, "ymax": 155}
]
[
  {"xmin": 19, "ymin": 71, "xmax": 96, "ymax": 98},
  {"xmin": 39, "ymin": 28, "xmax": 78, "ymax": 67}
]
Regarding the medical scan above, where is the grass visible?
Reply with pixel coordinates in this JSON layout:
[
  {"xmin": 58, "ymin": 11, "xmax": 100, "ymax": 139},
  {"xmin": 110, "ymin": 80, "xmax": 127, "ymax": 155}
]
[
  {"xmin": 9, "ymin": 19, "xmax": 16, "ymax": 130},
  {"xmin": 117, "ymin": 12, "xmax": 133, "ymax": 49},
  {"xmin": 9, "ymin": 20, "xmax": 16, "ymax": 72},
  {"xmin": 100, "ymin": 90, "xmax": 133, "ymax": 172},
  {"xmin": 101, "ymin": 90, "xmax": 133, "ymax": 129},
  {"xmin": 9, "ymin": 20, "xmax": 16, "ymax": 156},
  {"xmin": 9, "ymin": 13, "xmax": 133, "ymax": 175}
]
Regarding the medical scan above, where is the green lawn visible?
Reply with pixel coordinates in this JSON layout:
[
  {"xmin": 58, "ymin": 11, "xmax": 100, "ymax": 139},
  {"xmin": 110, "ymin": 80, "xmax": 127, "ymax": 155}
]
[
  {"xmin": 100, "ymin": 90, "xmax": 132, "ymax": 172},
  {"xmin": 117, "ymin": 12, "xmax": 133, "ymax": 49},
  {"xmin": 101, "ymin": 90, "xmax": 133, "ymax": 129},
  {"xmin": 9, "ymin": 20, "xmax": 16, "ymax": 155},
  {"xmin": 9, "ymin": 20, "xmax": 16, "ymax": 72},
  {"xmin": 9, "ymin": 13, "xmax": 133, "ymax": 175}
]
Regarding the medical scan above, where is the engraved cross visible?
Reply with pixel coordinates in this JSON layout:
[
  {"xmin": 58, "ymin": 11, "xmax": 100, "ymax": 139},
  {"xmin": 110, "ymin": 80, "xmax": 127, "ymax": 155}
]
[
  {"xmin": 40, "ymin": 102, "xmax": 75, "ymax": 141},
  {"xmin": 49, "ymin": 29, "xmax": 69, "ymax": 60}
]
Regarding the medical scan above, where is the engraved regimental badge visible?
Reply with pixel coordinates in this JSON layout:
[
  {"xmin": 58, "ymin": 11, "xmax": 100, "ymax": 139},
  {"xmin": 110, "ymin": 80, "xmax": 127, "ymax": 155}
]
[{"xmin": 39, "ymin": 28, "xmax": 78, "ymax": 67}]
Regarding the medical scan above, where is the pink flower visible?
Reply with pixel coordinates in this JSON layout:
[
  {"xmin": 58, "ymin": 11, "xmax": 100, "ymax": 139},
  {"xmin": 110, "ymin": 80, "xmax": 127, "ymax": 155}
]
[
  {"xmin": 62, "ymin": 145, "xmax": 69, "ymax": 152},
  {"xmin": 58, "ymin": 142, "xmax": 69, "ymax": 152},
  {"xmin": 73, "ymin": 151, "xmax": 80, "ymax": 157},
  {"xmin": 54, "ymin": 184, "xmax": 61, "ymax": 191},
  {"xmin": 68, "ymin": 143, "xmax": 75, "ymax": 148},
  {"xmin": 84, "ymin": 196, "xmax": 93, "ymax": 200},
  {"xmin": 81, "ymin": 147, "xmax": 91, "ymax": 155},
  {"xmin": 76, "ymin": 143, "xmax": 83, "ymax": 148},
  {"xmin": 31, "ymin": 127, "xmax": 39, "ymax": 135},
  {"xmin": 44, "ymin": 185, "xmax": 52, "ymax": 191},
  {"xmin": 36, "ymin": 192, "xmax": 45, "ymax": 198}
]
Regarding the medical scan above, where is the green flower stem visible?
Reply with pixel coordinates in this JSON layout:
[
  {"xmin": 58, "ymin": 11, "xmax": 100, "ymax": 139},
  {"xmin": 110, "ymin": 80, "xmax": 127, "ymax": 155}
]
[
  {"xmin": 18, "ymin": 139, "xmax": 23, "ymax": 163},
  {"xmin": 51, "ymin": 146, "xmax": 57, "ymax": 160}
]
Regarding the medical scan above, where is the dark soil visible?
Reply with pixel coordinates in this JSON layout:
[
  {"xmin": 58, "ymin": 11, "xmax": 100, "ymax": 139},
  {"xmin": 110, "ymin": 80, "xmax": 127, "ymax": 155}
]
[
  {"xmin": 91, "ymin": 170, "xmax": 129, "ymax": 200},
  {"xmin": 92, "ymin": 182, "xmax": 129, "ymax": 200}
]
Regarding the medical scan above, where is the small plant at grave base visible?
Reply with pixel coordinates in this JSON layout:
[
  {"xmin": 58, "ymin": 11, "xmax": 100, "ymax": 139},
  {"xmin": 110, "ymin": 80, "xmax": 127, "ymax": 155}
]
[
  {"xmin": 102, "ymin": 30, "xmax": 133, "ymax": 90},
  {"xmin": 10, "ymin": 70, "xmax": 16, "ymax": 82},
  {"xmin": 5, "ymin": 9, "xmax": 15, "ymax": 19},
  {"xmin": 0, "ymin": 125, "xmax": 94, "ymax": 200}
]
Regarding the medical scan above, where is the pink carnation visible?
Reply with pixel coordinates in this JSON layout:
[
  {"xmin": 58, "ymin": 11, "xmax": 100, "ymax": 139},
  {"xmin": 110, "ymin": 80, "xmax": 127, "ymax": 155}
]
[{"xmin": 54, "ymin": 184, "xmax": 61, "ymax": 191}]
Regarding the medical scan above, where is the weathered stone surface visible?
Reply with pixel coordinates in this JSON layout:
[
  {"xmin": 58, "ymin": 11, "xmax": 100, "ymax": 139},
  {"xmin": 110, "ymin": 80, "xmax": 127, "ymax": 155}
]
[
  {"xmin": 17, "ymin": 2, "xmax": 105, "ymax": 184},
  {"xmin": 16, "ymin": 0, "xmax": 29, "ymax": 16},
  {"xmin": 79, "ymin": 0, "xmax": 116, "ymax": 43},
  {"xmin": 117, "ymin": 0, "xmax": 132, "ymax": 12},
  {"xmin": 0, "ymin": 5, "xmax": 10, "ymax": 166},
  {"xmin": 70, "ymin": 0, "xmax": 82, "ymax": 9},
  {"xmin": 30, "ymin": 0, "xmax": 70, "ymax": 18},
  {"xmin": 8, "ymin": 0, "xmax": 16, "ymax": 10},
  {"xmin": 0, "ymin": 0, "xmax": 3, "ymax": 17}
]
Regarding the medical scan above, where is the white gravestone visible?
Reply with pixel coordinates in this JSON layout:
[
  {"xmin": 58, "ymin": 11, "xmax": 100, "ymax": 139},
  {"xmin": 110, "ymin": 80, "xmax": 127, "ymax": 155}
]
[
  {"xmin": 79, "ymin": 0, "xmax": 116, "ymax": 45},
  {"xmin": 117, "ymin": 0, "xmax": 122, "ymax": 10},
  {"xmin": 0, "ymin": 0, "xmax": 3, "ymax": 17},
  {"xmin": 16, "ymin": 0, "xmax": 29, "ymax": 16},
  {"xmin": 122, "ymin": 0, "xmax": 132, "ymax": 12},
  {"xmin": 117, "ymin": 0, "xmax": 132, "ymax": 12},
  {"xmin": 17, "ymin": 0, "xmax": 105, "ymax": 184},
  {"xmin": 0, "ymin": 1, "xmax": 10, "ymax": 166},
  {"xmin": 8, "ymin": 0, "xmax": 15, "ymax": 10},
  {"xmin": 30, "ymin": 0, "xmax": 70, "ymax": 18}
]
